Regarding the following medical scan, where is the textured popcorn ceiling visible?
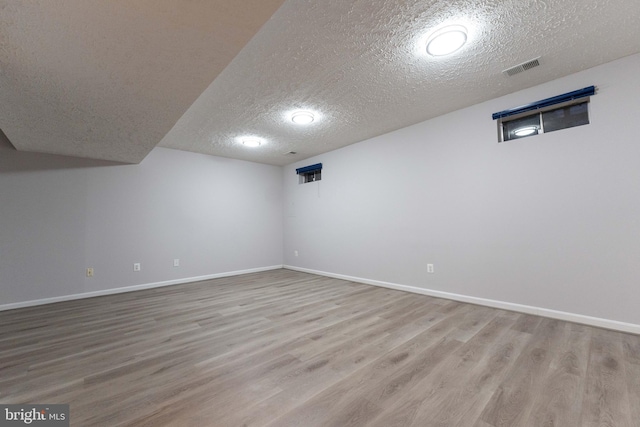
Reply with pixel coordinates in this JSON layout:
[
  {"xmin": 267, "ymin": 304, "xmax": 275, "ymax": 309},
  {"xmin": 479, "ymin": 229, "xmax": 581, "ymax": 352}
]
[
  {"xmin": 2, "ymin": 1, "xmax": 640, "ymax": 165},
  {"xmin": 0, "ymin": 0, "xmax": 284, "ymax": 163}
]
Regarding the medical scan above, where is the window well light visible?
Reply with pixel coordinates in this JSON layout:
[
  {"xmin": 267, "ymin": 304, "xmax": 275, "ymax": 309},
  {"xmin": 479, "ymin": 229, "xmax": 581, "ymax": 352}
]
[
  {"xmin": 426, "ymin": 25, "xmax": 468, "ymax": 56},
  {"xmin": 291, "ymin": 111, "xmax": 315, "ymax": 125},
  {"xmin": 514, "ymin": 126, "xmax": 538, "ymax": 137}
]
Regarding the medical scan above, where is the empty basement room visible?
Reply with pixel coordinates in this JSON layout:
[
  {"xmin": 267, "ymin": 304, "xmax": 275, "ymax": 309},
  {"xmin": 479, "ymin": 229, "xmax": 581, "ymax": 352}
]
[{"xmin": 1, "ymin": 1, "xmax": 640, "ymax": 426}]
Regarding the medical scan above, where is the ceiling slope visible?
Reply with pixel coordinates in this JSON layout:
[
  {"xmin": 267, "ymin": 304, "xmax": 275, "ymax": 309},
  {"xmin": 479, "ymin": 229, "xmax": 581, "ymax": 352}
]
[
  {"xmin": 2, "ymin": 1, "xmax": 639, "ymax": 166},
  {"xmin": 159, "ymin": 0, "xmax": 640, "ymax": 166},
  {"xmin": 0, "ymin": 0, "xmax": 285, "ymax": 163}
]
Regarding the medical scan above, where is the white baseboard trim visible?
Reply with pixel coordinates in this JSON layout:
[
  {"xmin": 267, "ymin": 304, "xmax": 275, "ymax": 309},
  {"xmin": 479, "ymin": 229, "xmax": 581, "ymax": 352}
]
[
  {"xmin": 284, "ymin": 265, "xmax": 640, "ymax": 335},
  {"xmin": 0, "ymin": 265, "xmax": 284, "ymax": 312}
]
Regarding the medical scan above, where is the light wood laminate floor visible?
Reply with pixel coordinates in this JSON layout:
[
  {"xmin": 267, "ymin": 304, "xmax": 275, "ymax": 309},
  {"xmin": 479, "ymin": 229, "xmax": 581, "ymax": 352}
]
[{"xmin": 1, "ymin": 269, "xmax": 639, "ymax": 426}]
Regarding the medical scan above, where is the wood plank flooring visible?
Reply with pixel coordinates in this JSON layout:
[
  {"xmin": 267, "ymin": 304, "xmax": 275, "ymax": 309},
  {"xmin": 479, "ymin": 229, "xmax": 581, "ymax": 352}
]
[{"xmin": 0, "ymin": 269, "xmax": 638, "ymax": 426}]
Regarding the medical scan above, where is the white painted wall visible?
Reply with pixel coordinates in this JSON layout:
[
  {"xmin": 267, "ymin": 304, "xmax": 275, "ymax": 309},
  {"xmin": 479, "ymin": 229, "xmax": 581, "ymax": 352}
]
[
  {"xmin": 0, "ymin": 146, "xmax": 283, "ymax": 306},
  {"xmin": 284, "ymin": 53, "xmax": 640, "ymax": 326},
  {"xmin": 2, "ymin": 53, "xmax": 639, "ymax": 328}
]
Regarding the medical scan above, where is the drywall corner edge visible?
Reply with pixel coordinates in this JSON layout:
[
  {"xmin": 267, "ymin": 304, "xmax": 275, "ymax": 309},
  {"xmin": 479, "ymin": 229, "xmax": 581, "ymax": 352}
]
[
  {"xmin": 283, "ymin": 265, "xmax": 640, "ymax": 335},
  {"xmin": 0, "ymin": 265, "xmax": 284, "ymax": 312}
]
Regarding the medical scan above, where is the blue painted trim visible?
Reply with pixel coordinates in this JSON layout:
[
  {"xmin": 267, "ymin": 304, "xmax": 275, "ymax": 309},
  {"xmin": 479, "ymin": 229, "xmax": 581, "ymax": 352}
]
[
  {"xmin": 296, "ymin": 163, "xmax": 322, "ymax": 175},
  {"xmin": 492, "ymin": 86, "xmax": 595, "ymax": 120}
]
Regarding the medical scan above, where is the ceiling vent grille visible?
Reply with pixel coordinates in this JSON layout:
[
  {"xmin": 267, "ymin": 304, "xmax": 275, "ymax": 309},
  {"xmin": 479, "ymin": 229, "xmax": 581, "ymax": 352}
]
[{"xmin": 503, "ymin": 57, "xmax": 541, "ymax": 77}]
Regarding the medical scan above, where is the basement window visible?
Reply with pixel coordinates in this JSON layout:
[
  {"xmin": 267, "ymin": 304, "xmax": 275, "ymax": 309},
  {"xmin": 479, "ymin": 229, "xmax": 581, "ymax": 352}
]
[
  {"xmin": 493, "ymin": 86, "xmax": 594, "ymax": 142},
  {"xmin": 296, "ymin": 163, "xmax": 322, "ymax": 184}
]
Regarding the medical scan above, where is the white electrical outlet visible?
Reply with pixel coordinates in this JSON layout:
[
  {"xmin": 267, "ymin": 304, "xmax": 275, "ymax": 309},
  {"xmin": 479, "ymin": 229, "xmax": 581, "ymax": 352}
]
[
  {"xmin": 173, "ymin": 259, "xmax": 180, "ymax": 267},
  {"xmin": 427, "ymin": 264, "xmax": 434, "ymax": 274},
  {"xmin": 86, "ymin": 268, "xmax": 94, "ymax": 277},
  {"xmin": 133, "ymin": 263, "xmax": 141, "ymax": 272},
  {"xmin": 294, "ymin": 250, "xmax": 299, "ymax": 257}
]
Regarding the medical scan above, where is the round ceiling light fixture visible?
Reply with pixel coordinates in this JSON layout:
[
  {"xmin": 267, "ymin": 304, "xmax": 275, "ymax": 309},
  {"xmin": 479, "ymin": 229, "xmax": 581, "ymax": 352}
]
[
  {"xmin": 514, "ymin": 126, "xmax": 538, "ymax": 137},
  {"xmin": 291, "ymin": 110, "xmax": 315, "ymax": 125},
  {"xmin": 426, "ymin": 25, "xmax": 468, "ymax": 56},
  {"xmin": 240, "ymin": 137, "xmax": 263, "ymax": 147}
]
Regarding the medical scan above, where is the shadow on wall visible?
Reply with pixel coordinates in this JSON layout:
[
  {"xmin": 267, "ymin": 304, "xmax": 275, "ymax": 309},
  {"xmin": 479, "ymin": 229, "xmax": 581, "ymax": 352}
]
[{"xmin": 0, "ymin": 129, "xmax": 127, "ymax": 173}]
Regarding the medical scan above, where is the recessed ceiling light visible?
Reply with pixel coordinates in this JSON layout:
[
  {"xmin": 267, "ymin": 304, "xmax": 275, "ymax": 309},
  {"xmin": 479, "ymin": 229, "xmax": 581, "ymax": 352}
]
[
  {"xmin": 291, "ymin": 111, "xmax": 315, "ymax": 125},
  {"xmin": 240, "ymin": 137, "xmax": 263, "ymax": 147},
  {"xmin": 426, "ymin": 25, "xmax": 467, "ymax": 56},
  {"xmin": 514, "ymin": 126, "xmax": 538, "ymax": 137}
]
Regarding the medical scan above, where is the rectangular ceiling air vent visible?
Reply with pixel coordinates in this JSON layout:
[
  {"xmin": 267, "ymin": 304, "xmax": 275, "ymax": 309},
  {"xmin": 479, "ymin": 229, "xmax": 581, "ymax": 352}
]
[{"xmin": 503, "ymin": 57, "xmax": 541, "ymax": 77}]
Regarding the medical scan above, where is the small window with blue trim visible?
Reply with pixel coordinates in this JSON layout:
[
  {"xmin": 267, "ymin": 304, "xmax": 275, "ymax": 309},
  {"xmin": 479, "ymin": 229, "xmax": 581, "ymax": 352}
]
[
  {"xmin": 296, "ymin": 163, "xmax": 322, "ymax": 184},
  {"xmin": 494, "ymin": 86, "xmax": 594, "ymax": 142}
]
